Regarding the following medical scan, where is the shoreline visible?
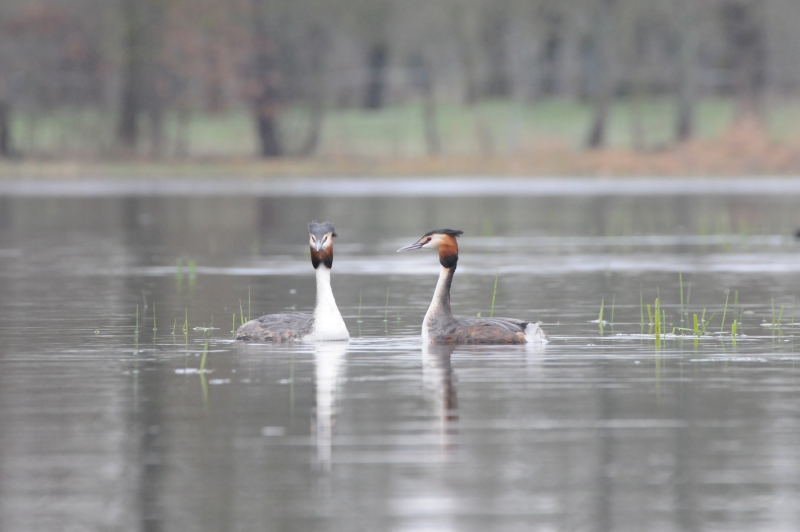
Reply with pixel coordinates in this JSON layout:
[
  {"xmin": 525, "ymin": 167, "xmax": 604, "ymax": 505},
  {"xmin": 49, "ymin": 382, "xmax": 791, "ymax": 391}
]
[{"xmin": 2, "ymin": 175, "xmax": 800, "ymax": 197}]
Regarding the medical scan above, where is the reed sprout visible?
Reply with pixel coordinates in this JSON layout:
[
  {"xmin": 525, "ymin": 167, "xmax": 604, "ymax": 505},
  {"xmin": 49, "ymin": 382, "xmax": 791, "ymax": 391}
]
[
  {"xmin": 597, "ymin": 297, "xmax": 605, "ymax": 335},
  {"xmin": 200, "ymin": 343, "xmax": 207, "ymax": 371},
  {"xmin": 720, "ymin": 290, "xmax": 730, "ymax": 334},
  {"xmin": 490, "ymin": 269, "xmax": 499, "ymax": 318},
  {"xmin": 654, "ymin": 297, "xmax": 661, "ymax": 341}
]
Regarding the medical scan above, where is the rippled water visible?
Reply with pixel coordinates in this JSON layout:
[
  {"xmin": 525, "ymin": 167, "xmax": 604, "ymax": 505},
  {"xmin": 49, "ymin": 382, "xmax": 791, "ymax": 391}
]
[{"xmin": 1, "ymin": 182, "xmax": 800, "ymax": 531}]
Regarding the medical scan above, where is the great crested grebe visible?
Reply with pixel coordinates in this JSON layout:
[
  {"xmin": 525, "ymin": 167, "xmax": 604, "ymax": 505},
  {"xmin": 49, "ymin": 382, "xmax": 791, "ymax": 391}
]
[
  {"xmin": 235, "ymin": 222, "xmax": 349, "ymax": 342},
  {"xmin": 398, "ymin": 229, "xmax": 548, "ymax": 344}
]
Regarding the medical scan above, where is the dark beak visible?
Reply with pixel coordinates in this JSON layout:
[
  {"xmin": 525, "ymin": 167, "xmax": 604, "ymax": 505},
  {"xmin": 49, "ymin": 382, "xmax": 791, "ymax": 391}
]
[{"xmin": 397, "ymin": 241, "xmax": 424, "ymax": 252}]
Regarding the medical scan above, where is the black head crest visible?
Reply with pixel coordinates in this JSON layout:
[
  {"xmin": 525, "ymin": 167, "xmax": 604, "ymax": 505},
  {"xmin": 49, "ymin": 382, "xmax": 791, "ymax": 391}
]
[
  {"xmin": 308, "ymin": 221, "xmax": 337, "ymax": 239},
  {"xmin": 422, "ymin": 228, "xmax": 463, "ymax": 238}
]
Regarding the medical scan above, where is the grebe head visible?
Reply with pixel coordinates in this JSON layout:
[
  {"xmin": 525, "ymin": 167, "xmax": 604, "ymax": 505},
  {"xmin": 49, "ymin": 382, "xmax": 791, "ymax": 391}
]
[
  {"xmin": 308, "ymin": 221, "xmax": 337, "ymax": 269},
  {"xmin": 398, "ymin": 228, "xmax": 463, "ymax": 268}
]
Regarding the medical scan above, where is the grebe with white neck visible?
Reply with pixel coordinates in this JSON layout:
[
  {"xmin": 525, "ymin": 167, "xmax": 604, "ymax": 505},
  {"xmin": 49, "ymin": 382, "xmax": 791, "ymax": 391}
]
[
  {"xmin": 398, "ymin": 229, "xmax": 547, "ymax": 344},
  {"xmin": 235, "ymin": 222, "xmax": 349, "ymax": 342}
]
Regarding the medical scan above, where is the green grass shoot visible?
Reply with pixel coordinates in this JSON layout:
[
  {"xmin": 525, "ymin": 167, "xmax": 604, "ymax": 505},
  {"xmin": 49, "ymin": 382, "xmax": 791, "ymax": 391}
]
[
  {"xmin": 693, "ymin": 314, "xmax": 699, "ymax": 336},
  {"xmin": 720, "ymin": 289, "xmax": 730, "ymax": 333},
  {"xmin": 232, "ymin": 313, "xmax": 236, "ymax": 335},
  {"xmin": 172, "ymin": 318, "xmax": 177, "ymax": 335},
  {"xmin": 188, "ymin": 260, "xmax": 196, "ymax": 280},
  {"xmin": 731, "ymin": 319, "xmax": 737, "ymax": 336},
  {"xmin": 240, "ymin": 299, "xmax": 245, "ymax": 326},
  {"xmin": 654, "ymin": 297, "xmax": 661, "ymax": 341},
  {"xmin": 702, "ymin": 310, "xmax": 716, "ymax": 334},
  {"xmin": 135, "ymin": 304, "xmax": 139, "ymax": 334},
  {"xmin": 153, "ymin": 303, "xmax": 157, "ymax": 332},
  {"xmin": 646, "ymin": 304, "xmax": 653, "ymax": 326},
  {"xmin": 199, "ymin": 341, "xmax": 208, "ymax": 372},
  {"xmin": 490, "ymin": 269, "xmax": 499, "ymax": 318},
  {"xmin": 142, "ymin": 289, "xmax": 147, "ymax": 309},
  {"xmin": 183, "ymin": 308, "xmax": 188, "ymax": 334}
]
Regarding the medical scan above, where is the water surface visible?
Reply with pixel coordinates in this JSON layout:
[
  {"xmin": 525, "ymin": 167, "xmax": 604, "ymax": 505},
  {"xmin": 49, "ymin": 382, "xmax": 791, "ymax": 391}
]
[{"xmin": 0, "ymin": 184, "xmax": 799, "ymax": 531}]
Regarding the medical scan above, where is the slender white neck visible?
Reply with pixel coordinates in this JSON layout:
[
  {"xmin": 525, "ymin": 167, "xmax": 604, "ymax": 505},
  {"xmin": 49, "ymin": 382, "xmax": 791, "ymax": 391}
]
[
  {"xmin": 314, "ymin": 266, "xmax": 339, "ymax": 318},
  {"xmin": 424, "ymin": 266, "xmax": 454, "ymax": 324},
  {"xmin": 306, "ymin": 265, "xmax": 349, "ymax": 341}
]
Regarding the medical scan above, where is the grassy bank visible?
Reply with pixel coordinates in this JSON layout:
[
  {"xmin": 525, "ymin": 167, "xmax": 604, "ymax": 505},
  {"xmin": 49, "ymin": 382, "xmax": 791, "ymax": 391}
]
[{"xmin": 2, "ymin": 97, "xmax": 800, "ymax": 178}]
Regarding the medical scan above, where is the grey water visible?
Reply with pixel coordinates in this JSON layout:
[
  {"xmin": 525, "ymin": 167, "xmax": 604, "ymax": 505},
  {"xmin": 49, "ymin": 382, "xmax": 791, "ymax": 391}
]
[{"xmin": 1, "ymin": 183, "xmax": 800, "ymax": 532}]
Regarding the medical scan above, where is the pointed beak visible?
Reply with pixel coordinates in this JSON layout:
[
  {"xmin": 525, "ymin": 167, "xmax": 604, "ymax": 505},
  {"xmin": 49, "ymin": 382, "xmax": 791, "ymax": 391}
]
[
  {"xmin": 397, "ymin": 241, "xmax": 424, "ymax": 252},
  {"xmin": 314, "ymin": 240, "xmax": 324, "ymax": 252}
]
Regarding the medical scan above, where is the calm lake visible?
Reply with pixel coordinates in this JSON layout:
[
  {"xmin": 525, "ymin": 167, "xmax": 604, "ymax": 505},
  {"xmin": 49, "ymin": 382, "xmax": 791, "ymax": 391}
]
[{"xmin": 1, "ymin": 178, "xmax": 799, "ymax": 532}]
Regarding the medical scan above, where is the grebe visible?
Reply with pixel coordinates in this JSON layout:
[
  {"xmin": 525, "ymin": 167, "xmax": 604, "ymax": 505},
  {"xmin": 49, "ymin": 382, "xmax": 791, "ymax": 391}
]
[
  {"xmin": 398, "ymin": 229, "xmax": 548, "ymax": 344},
  {"xmin": 235, "ymin": 222, "xmax": 349, "ymax": 342}
]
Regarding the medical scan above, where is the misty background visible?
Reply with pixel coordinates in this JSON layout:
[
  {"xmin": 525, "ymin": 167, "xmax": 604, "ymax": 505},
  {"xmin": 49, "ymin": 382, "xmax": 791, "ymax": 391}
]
[{"xmin": 0, "ymin": 0, "xmax": 798, "ymax": 166}]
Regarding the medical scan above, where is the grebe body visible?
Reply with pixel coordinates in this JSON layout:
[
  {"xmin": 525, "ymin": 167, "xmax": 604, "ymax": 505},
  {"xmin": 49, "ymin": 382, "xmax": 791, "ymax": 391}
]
[
  {"xmin": 235, "ymin": 222, "xmax": 349, "ymax": 342},
  {"xmin": 399, "ymin": 229, "xmax": 547, "ymax": 345}
]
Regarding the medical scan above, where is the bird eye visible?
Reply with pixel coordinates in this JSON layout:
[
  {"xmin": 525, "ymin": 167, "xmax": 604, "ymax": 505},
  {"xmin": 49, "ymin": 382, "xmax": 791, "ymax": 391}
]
[{"xmin": 426, "ymin": 237, "xmax": 432, "ymax": 242}]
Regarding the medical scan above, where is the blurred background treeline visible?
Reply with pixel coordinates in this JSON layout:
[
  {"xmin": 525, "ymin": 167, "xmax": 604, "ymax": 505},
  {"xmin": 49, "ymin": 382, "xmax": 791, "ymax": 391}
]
[{"xmin": 1, "ymin": 0, "xmax": 799, "ymax": 170}]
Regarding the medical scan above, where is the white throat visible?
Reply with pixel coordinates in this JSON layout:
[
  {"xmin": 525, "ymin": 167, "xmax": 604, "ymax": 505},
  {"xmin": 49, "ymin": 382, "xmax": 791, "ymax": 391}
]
[
  {"xmin": 423, "ymin": 266, "xmax": 453, "ymax": 342},
  {"xmin": 304, "ymin": 265, "xmax": 349, "ymax": 341}
]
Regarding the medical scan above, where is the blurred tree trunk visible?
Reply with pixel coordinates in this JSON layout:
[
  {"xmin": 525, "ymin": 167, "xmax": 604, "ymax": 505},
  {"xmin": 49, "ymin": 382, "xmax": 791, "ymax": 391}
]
[
  {"xmin": 252, "ymin": 0, "xmax": 282, "ymax": 157},
  {"xmin": 118, "ymin": 0, "xmax": 144, "ymax": 151},
  {"xmin": 675, "ymin": 0, "xmax": 699, "ymax": 141},
  {"xmin": 481, "ymin": 6, "xmax": 511, "ymax": 98},
  {"xmin": 118, "ymin": 0, "xmax": 165, "ymax": 155},
  {"xmin": 721, "ymin": 0, "xmax": 765, "ymax": 119},
  {"xmin": 586, "ymin": 0, "xmax": 616, "ymax": 149},
  {"xmin": 539, "ymin": 12, "xmax": 564, "ymax": 97},
  {"xmin": 364, "ymin": 43, "xmax": 388, "ymax": 110},
  {"xmin": 0, "ymin": 101, "xmax": 10, "ymax": 157}
]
